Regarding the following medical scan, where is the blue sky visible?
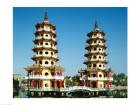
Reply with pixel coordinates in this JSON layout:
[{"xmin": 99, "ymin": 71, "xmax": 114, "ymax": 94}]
[{"xmin": 13, "ymin": 7, "xmax": 127, "ymax": 76}]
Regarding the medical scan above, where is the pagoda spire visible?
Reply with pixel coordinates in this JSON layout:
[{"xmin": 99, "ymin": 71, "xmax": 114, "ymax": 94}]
[
  {"xmin": 44, "ymin": 12, "xmax": 48, "ymax": 22},
  {"xmin": 94, "ymin": 20, "xmax": 100, "ymax": 31}
]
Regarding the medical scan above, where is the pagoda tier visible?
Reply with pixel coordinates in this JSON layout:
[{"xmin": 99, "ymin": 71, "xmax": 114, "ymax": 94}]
[
  {"xmin": 85, "ymin": 44, "xmax": 107, "ymax": 50},
  {"xmin": 32, "ymin": 47, "xmax": 58, "ymax": 53},
  {"xmin": 35, "ymin": 22, "xmax": 56, "ymax": 30},
  {"xmin": 33, "ymin": 38, "xmax": 57, "ymax": 45},
  {"xmin": 84, "ymin": 52, "xmax": 107, "ymax": 57},
  {"xmin": 25, "ymin": 64, "xmax": 64, "ymax": 72},
  {"xmin": 31, "ymin": 56, "xmax": 59, "ymax": 62},
  {"xmin": 34, "ymin": 30, "xmax": 56, "ymax": 37},
  {"xmin": 86, "ymin": 37, "xmax": 106, "ymax": 44},
  {"xmin": 84, "ymin": 60, "xmax": 108, "ymax": 65},
  {"xmin": 87, "ymin": 30, "xmax": 105, "ymax": 37}
]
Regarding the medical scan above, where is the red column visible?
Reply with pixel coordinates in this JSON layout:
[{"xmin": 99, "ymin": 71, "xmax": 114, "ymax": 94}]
[
  {"xmin": 60, "ymin": 70, "xmax": 62, "ymax": 76},
  {"xmin": 31, "ymin": 80, "xmax": 34, "ymax": 88},
  {"xmin": 96, "ymin": 71, "xmax": 98, "ymax": 77},
  {"xmin": 38, "ymin": 80, "xmax": 42, "ymax": 88},
  {"xmin": 41, "ymin": 80, "xmax": 43, "ymax": 88},
  {"xmin": 60, "ymin": 80, "xmax": 62, "ymax": 88},
  {"xmin": 80, "ymin": 80, "xmax": 83, "ymax": 86},
  {"xmin": 54, "ymin": 80, "xmax": 57, "ymax": 88},
  {"xmin": 109, "ymin": 82, "xmax": 112, "ymax": 88}
]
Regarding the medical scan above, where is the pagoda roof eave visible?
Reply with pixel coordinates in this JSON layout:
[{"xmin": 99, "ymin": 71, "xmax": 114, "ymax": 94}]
[
  {"xmin": 24, "ymin": 65, "xmax": 64, "ymax": 72},
  {"xmin": 84, "ymin": 60, "xmax": 108, "ymax": 64},
  {"xmin": 33, "ymin": 38, "xmax": 57, "ymax": 45},
  {"xmin": 78, "ymin": 68, "xmax": 110, "ymax": 73},
  {"xmin": 87, "ymin": 31, "xmax": 105, "ymax": 37},
  {"xmin": 31, "ymin": 56, "xmax": 59, "ymax": 62},
  {"xmin": 32, "ymin": 47, "xmax": 58, "ymax": 53},
  {"xmin": 35, "ymin": 22, "xmax": 56, "ymax": 30}
]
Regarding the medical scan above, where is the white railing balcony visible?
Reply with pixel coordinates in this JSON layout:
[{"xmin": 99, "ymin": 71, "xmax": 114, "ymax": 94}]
[
  {"xmin": 29, "ymin": 88, "xmax": 54, "ymax": 91},
  {"xmin": 51, "ymin": 30, "xmax": 56, "ymax": 34},
  {"xmin": 88, "ymin": 59, "xmax": 105, "ymax": 62},
  {"xmin": 89, "ymin": 51, "xmax": 105, "ymax": 53},
  {"xmin": 91, "ymin": 43, "xmax": 105, "ymax": 46},
  {"xmin": 91, "ymin": 36, "xmax": 98, "ymax": 39},
  {"xmin": 98, "ymin": 36, "xmax": 104, "ymax": 39},
  {"xmin": 88, "ymin": 77, "xmax": 113, "ymax": 81},
  {"xmin": 29, "ymin": 88, "xmax": 65, "ymax": 91},
  {"xmin": 36, "ymin": 45, "xmax": 42, "ymax": 48},
  {"xmin": 37, "ymin": 29, "xmax": 43, "ymax": 32},
  {"xmin": 80, "ymin": 77, "xmax": 113, "ymax": 81},
  {"xmin": 25, "ymin": 75, "xmax": 64, "ymax": 80},
  {"xmin": 36, "ymin": 36, "xmax": 42, "ymax": 39}
]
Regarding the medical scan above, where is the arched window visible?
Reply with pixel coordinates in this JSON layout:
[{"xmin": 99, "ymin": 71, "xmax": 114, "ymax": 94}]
[
  {"xmin": 93, "ymin": 34, "xmax": 96, "ymax": 36},
  {"xmin": 45, "ymin": 51, "xmax": 48, "ymax": 54},
  {"xmin": 99, "ymin": 56, "xmax": 101, "ymax": 59},
  {"xmin": 93, "ymin": 64, "xmax": 96, "ymax": 67},
  {"xmin": 88, "ymin": 65, "xmax": 91, "ymax": 68},
  {"xmin": 39, "ymin": 51, "xmax": 42, "ymax": 54},
  {"xmin": 45, "ymin": 61, "xmax": 49, "ymax": 64},
  {"xmin": 99, "ymin": 65, "xmax": 102, "ymax": 67},
  {"xmin": 39, "ymin": 61, "xmax": 42, "ymax": 64},
  {"xmin": 40, "ymin": 42, "xmax": 43, "ymax": 45},
  {"xmin": 45, "ymin": 83, "xmax": 48, "ymax": 87},
  {"xmin": 93, "ymin": 74, "xmax": 96, "ymax": 77},
  {"xmin": 45, "ymin": 72, "xmax": 48, "ymax": 76},
  {"xmin": 51, "ymin": 61, "xmax": 54, "ymax": 65},
  {"xmin": 94, "ymin": 48, "xmax": 96, "ymax": 51},
  {"xmin": 93, "ymin": 56, "xmax": 96, "ymax": 59},
  {"xmin": 99, "ymin": 74, "xmax": 102, "ymax": 78},
  {"xmin": 45, "ymin": 42, "xmax": 49, "ymax": 45}
]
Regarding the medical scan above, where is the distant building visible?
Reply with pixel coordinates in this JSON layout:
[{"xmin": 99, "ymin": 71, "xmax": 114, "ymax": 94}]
[{"xmin": 13, "ymin": 74, "xmax": 22, "ymax": 81}]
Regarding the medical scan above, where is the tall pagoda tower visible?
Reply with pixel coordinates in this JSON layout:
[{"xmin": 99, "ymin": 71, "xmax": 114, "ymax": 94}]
[
  {"xmin": 79, "ymin": 21, "xmax": 113, "ymax": 90},
  {"xmin": 25, "ymin": 12, "xmax": 64, "ymax": 97}
]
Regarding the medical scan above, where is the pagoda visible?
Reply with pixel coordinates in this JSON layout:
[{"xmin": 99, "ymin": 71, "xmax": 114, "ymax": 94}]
[
  {"xmin": 25, "ymin": 12, "xmax": 64, "ymax": 97},
  {"xmin": 79, "ymin": 21, "xmax": 113, "ymax": 93}
]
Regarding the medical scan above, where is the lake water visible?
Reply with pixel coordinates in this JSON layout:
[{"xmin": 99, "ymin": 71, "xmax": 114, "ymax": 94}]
[{"xmin": 13, "ymin": 89, "xmax": 127, "ymax": 98}]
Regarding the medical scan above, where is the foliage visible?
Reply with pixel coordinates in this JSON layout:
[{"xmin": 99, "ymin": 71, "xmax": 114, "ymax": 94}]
[{"xmin": 112, "ymin": 73, "xmax": 127, "ymax": 86}]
